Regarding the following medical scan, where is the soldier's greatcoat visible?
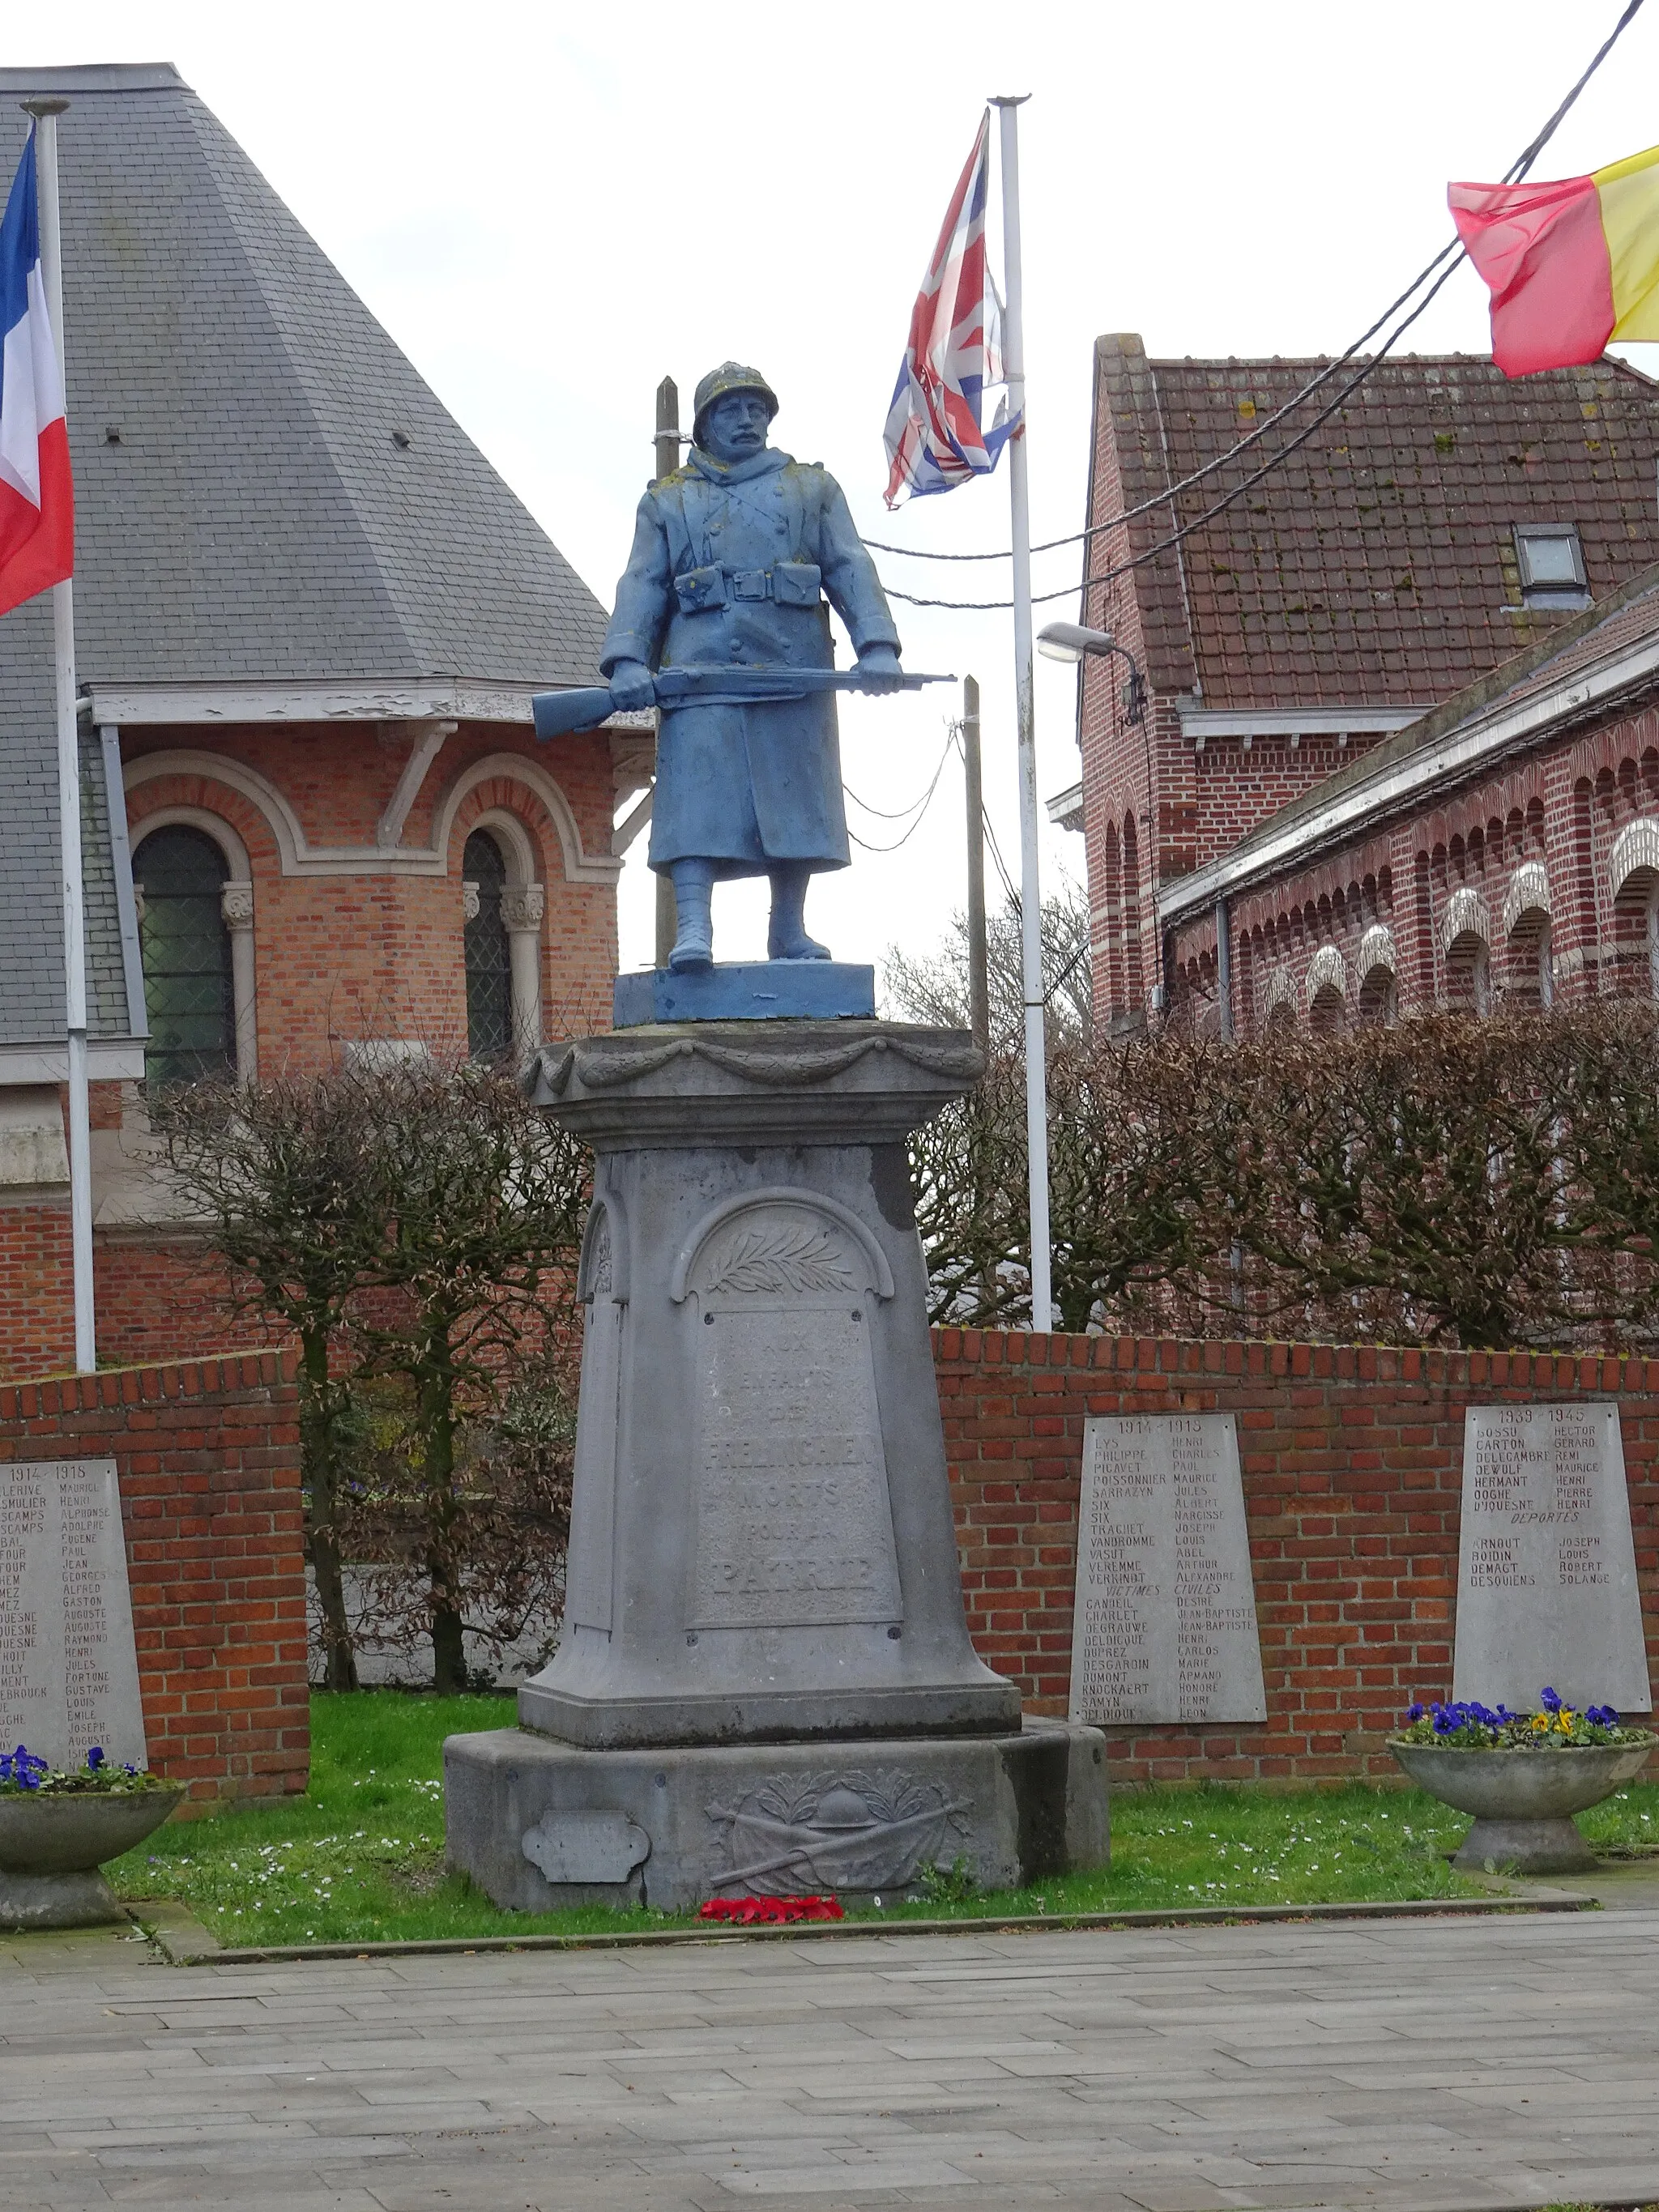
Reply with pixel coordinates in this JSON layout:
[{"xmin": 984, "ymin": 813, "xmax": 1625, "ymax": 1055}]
[{"xmin": 600, "ymin": 445, "xmax": 901, "ymax": 874}]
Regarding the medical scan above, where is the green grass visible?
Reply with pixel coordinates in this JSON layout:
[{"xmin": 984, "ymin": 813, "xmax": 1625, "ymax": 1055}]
[{"xmin": 107, "ymin": 1691, "xmax": 1659, "ymax": 1948}]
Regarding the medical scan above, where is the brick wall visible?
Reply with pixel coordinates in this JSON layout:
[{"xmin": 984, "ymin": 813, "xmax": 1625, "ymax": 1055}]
[
  {"xmin": 0, "ymin": 1201, "xmax": 75, "ymax": 1377},
  {"xmin": 0, "ymin": 1351, "xmax": 309, "ymax": 1801},
  {"xmin": 93, "ymin": 1233, "xmax": 275, "ymax": 1371},
  {"xmin": 1171, "ymin": 680, "xmax": 1659, "ymax": 1037},
  {"xmin": 123, "ymin": 720, "xmax": 620, "ymax": 1070},
  {"xmin": 936, "ymin": 1327, "xmax": 1659, "ymax": 1786},
  {"xmin": 0, "ymin": 717, "xmax": 625, "ymax": 1376}
]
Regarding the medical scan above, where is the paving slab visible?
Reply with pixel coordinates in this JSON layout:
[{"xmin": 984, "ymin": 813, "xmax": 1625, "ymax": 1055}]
[{"xmin": 1, "ymin": 1912, "xmax": 1657, "ymax": 2208}]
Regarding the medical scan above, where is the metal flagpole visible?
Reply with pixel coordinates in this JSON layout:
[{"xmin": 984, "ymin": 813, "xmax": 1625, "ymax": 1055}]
[
  {"xmin": 24, "ymin": 96, "xmax": 95, "ymax": 1373},
  {"xmin": 962, "ymin": 675, "xmax": 989, "ymax": 1056},
  {"xmin": 989, "ymin": 94, "xmax": 1051, "ymax": 1332}
]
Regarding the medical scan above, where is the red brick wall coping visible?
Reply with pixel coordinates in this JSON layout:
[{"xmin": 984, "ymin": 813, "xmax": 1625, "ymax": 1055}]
[
  {"xmin": 932, "ymin": 1325, "xmax": 1659, "ymax": 1394},
  {"xmin": 0, "ymin": 1345, "xmax": 298, "ymax": 1421}
]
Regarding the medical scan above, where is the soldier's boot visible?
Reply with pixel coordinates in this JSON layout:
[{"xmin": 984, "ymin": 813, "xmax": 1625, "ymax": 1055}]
[
  {"xmin": 667, "ymin": 860, "xmax": 714, "ymax": 971},
  {"xmin": 766, "ymin": 863, "xmax": 831, "ymax": 961}
]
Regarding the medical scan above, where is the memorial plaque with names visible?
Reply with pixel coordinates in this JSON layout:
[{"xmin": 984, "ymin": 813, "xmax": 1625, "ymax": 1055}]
[
  {"xmin": 1454, "ymin": 1404, "xmax": 1650, "ymax": 1711},
  {"xmin": 689, "ymin": 1208, "xmax": 902, "ymax": 1631},
  {"xmin": 1068, "ymin": 1413, "xmax": 1266, "ymax": 1725},
  {"xmin": 0, "ymin": 1459, "xmax": 147, "ymax": 1769}
]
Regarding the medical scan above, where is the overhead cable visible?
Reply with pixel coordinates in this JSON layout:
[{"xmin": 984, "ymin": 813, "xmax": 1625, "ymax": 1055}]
[
  {"xmin": 873, "ymin": 0, "xmax": 1646, "ymax": 607},
  {"xmin": 843, "ymin": 726, "xmax": 957, "ymax": 850}
]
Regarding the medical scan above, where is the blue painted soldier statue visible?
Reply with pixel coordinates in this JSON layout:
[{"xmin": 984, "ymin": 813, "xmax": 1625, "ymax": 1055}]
[{"xmin": 602, "ymin": 363, "xmax": 904, "ymax": 971}]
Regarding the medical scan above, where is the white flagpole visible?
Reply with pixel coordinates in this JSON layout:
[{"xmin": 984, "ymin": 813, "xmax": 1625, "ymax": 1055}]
[
  {"xmin": 990, "ymin": 94, "xmax": 1051, "ymax": 1332},
  {"xmin": 25, "ymin": 96, "xmax": 95, "ymax": 1374}
]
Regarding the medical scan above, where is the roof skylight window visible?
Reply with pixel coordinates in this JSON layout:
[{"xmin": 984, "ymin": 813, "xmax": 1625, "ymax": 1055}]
[{"xmin": 1513, "ymin": 523, "xmax": 1590, "ymax": 606}]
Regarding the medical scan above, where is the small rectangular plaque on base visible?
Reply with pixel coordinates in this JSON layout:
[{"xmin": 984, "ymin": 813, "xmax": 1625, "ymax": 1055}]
[{"xmin": 613, "ymin": 962, "xmax": 876, "ymax": 1028}]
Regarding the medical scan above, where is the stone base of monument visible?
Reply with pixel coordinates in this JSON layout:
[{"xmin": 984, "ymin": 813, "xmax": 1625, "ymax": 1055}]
[
  {"xmin": 441, "ymin": 1017, "xmax": 1110, "ymax": 1915},
  {"xmin": 445, "ymin": 1717, "xmax": 1106, "ymax": 1914}
]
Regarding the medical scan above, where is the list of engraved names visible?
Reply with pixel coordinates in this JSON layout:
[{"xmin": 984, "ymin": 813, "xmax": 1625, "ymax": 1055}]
[
  {"xmin": 0, "ymin": 1460, "xmax": 147, "ymax": 1768},
  {"xmin": 1068, "ymin": 1414, "xmax": 1267, "ymax": 1725},
  {"xmin": 1453, "ymin": 1404, "xmax": 1649, "ymax": 1711}
]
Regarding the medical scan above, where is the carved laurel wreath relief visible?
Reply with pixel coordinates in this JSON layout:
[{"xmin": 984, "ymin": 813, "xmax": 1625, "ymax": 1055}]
[{"xmin": 703, "ymin": 1222, "xmax": 855, "ymax": 1297}]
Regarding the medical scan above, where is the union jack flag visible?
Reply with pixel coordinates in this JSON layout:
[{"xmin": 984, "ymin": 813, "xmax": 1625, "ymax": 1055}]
[{"xmin": 882, "ymin": 112, "xmax": 1019, "ymax": 508}]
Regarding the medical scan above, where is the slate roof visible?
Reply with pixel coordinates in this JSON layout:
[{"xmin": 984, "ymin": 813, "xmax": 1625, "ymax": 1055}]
[
  {"xmin": 0, "ymin": 62, "xmax": 612, "ymax": 1051},
  {"xmin": 0, "ymin": 592, "xmax": 131, "ymax": 1050},
  {"xmin": 1090, "ymin": 335, "xmax": 1659, "ymax": 710}
]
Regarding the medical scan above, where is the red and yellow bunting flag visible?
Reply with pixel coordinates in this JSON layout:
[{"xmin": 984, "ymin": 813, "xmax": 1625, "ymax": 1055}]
[{"xmin": 1450, "ymin": 143, "xmax": 1659, "ymax": 377}]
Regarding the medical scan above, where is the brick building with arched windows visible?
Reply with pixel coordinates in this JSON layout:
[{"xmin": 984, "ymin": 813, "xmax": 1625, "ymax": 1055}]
[
  {"xmin": 1054, "ymin": 334, "xmax": 1659, "ymax": 1038},
  {"xmin": 0, "ymin": 66, "xmax": 644, "ymax": 1375},
  {"xmin": 1161, "ymin": 565, "xmax": 1659, "ymax": 1034}
]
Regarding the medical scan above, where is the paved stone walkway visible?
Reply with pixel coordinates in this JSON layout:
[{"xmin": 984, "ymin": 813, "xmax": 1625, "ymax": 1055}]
[{"xmin": 2, "ymin": 1907, "xmax": 1658, "ymax": 2211}]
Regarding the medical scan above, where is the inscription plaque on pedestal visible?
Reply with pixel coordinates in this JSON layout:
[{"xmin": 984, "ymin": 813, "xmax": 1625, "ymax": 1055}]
[
  {"xmin": 689, "ymin": 1202, "xmax": 902, "ymax": 1630},
  {"xmin": 1068, "ymin": 1413, "xmax": 1266, "ymax": 1725},
  {"xmin": 0, "ymin": 1459, "xmax": 147, "ymax": 1768},
  {"xmin": 1453, "ymin": 1404, "xmax": 1650, "ymax": 1711}
]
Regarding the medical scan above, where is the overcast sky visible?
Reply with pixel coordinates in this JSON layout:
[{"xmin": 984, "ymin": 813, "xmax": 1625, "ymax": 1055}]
[{"xmin": 20, "ymin": 2, "xmax": 1659, "ymax": 983}]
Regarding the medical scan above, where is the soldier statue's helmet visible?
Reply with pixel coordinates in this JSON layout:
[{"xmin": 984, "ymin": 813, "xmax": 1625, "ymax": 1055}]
[{"xmin": 693, "ymin": 361, "xmax": 779, "ymax": 444}]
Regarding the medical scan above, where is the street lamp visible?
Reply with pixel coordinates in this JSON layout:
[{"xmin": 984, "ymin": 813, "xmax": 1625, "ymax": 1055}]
[
  {"xmin": 1037, "ymin": 621, "xmax": 1145, "ymax": 724},
  {"xmin": 1037, "ymin": 621, "xmax": 1161, "ymax": 1006},
  {"xmin": 1036, "ymin": 620, "xmax": 1112, "ymax": 662}
]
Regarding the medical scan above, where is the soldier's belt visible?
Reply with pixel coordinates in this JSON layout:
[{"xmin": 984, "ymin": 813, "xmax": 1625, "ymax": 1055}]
[
  {"xmin": 531, "ymin": 664, "xmax": 953, "ymax": 742},
  {"xmin": 673, "ymin": 560, "xmax": 822, "ymax": 614}
]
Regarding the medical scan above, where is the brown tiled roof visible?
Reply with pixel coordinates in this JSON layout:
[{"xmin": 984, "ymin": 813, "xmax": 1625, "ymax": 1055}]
[
  {"xmin": 1090, "ymin": 338, "xmax": 1659, "ymax": 710},
  {"xmin": 1205, "ymin": 561, "xmax": 1659, "ymax": 881}
]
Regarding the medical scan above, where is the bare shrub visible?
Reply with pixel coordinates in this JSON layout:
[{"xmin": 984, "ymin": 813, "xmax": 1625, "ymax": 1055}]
[
  {"xmin": 919, "ymin": 1004, "xmax": 1659, "ymax": 1351},
  {"xmin": 161, "ymin": 1054, "xmax": 589, "ymax": 1690}
]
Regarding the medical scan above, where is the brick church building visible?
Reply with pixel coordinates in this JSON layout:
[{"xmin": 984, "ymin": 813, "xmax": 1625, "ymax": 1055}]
[
  {"xmin": 0, "ymin": 65, "xmax": 642, "ymax": 1376},
  {"xmin": 1056, "ymin": 334, "xmax": 1659, "ymax": 1037}
]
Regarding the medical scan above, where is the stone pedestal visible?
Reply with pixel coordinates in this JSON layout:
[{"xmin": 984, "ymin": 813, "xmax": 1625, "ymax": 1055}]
[
  {"xmin": 446, "ymin": 1719, "xmax": 1106, "ymax": 1915},
  {"xmin": 444, "ymin": 1020, "xmax": 1107, "ymax": 1909}
]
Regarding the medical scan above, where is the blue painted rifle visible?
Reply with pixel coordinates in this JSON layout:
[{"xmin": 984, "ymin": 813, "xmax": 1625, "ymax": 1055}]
[{"xmin": 531, "ymin": 664, "xmax": 953, "ymax": 741}]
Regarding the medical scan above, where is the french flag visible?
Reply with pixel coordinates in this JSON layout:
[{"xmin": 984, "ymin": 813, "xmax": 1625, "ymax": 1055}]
[{"xmin": 0, "ymin": 128, "xmax": 73, "ymax": 619}]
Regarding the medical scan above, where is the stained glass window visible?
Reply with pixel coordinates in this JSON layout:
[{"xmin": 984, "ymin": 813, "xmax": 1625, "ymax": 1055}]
[
  {"xmin": 464, "ymin": 830, "xmax": 513, "ymax": 1060},
  {"xmin": 134, "ymin": 825, "xmax": 235, "ymax": 1091}
]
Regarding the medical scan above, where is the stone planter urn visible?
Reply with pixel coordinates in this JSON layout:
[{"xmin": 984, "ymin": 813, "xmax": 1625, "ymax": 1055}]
[
  {"xmin": 0, "ymin": 1788, "xmax": 186, "ymax": 1929},
  {"xmin": 1391, "ymin": 1740, "xmax": 1653, "ymax": 1874}
]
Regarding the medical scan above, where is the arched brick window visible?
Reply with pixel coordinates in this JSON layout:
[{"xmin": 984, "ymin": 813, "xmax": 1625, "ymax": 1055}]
[
  {"xmin": 1121, "ymin": 814, "xmax": 1145, "ymax": 1008},
  {"xmin": 1503, "ymin": 863, "xmax": 1555, "ymax": 1010},
  {"xmin": 1606, "ymin": 816, "xmax": 1659, "ymax": 997},
  {"xmin": 133, "ymin": 825, "xmax": 235, "ymax": 1090},
  {"xmin": 1098, "ymin": 823, "xmax": 1124, "ymax": 1016},
  {"xmin": 1306, "ymin": 945, "xmax": 1346, "ymax": 1034},
  {"xmin": 1355, "ymin": 926, "xmax": 1398, "ymax": 1027},
  {"xmin": 463, "ymin": 829, "xmax": 514, "ymax": 1060}
]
